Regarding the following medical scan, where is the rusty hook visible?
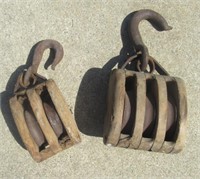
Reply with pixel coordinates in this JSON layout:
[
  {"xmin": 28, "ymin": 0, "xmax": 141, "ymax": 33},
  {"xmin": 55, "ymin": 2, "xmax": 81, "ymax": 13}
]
[
  {"xmin": 31, "ymin": 39, "xmax": 64, "ymax": 73},
  {"xmin": 23, "ymin": 39, "xmax": 64, "ymax": 86},
  {"xmin": 130, "ymin": 9, "xmax": 172, "ymax": 71}
]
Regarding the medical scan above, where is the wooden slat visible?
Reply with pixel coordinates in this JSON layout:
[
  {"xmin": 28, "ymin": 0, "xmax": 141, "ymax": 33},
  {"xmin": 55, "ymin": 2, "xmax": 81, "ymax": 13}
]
[
  {"xmin": 9, "ymin": 96, "xmax": 41, "ymax": 162},
  {"xmin": 158, "ymin": 76, "xmax": 187, "ymax": 153},
  {"xmin": 157, "ymin": 76, "xmax": 176, "ymax": 153},
  {"xmin": 171, "ymin": 78, "xmax": 187, "ymax": 153},
  {"xmin": 159, "ymin": 141, "xmax": 174, "ymax": 153},
  {"xmin": 129, "ymin": 72, "xmax": 146, "ymax": 149},
  {"xmin": 26, "ymin": 88, "xmax": 62, "ymax": 153},
  {"xmin": 138, "ymin": 138, "xmax": 154, "ymax": 151},
  {"xmin": 103, "ymin": 70, "xmax": 117, "ymax": 145},
  {"xmin": 46, "ymin": 79, "xmax": 81, "ymax": 144},
  {"xmin": 39, "ymin": 147, "xmax": 54, "ymax": 162},
  {"xmin": 117, "ymin": 134, "xmax": 130, "ymax": 148},
  {"xmin": 151, "ymin": 76, "xmax": 168, "ymax": 152},
  {"xmin": 104, "ymin": 69, "xmax": 126, "ymax": 146}
]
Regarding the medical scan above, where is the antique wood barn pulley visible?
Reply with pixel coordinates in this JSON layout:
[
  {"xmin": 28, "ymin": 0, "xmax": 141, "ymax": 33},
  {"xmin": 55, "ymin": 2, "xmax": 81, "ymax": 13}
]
[
  {"xmin": 104, "ymin": 9, "xmax": 187, "ymax": 153},
  {"xmin": 10, "ymin": 40, "xmax": 81, "ymax": 162}
]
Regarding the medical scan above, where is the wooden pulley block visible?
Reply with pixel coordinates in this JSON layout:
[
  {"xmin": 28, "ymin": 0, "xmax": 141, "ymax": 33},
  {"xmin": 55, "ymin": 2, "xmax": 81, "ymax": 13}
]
[
  {"xmin": 103, "ymin": 9, "xmax": 187, "ymax": 153},
  {"xmin": 103, "ymin": 69, "xmax": 187, "ymax": 153},
  {"xmin": 9, "ymin": 40, "xmax": 81, "ymax": 162}
]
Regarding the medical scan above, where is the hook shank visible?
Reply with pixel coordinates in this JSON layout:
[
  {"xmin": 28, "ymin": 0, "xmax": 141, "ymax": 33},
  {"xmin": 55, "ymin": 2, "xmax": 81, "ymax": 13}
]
[
  {"xmin": 32, "ymin": 39, "xmax": 64, "ymax": 73},
  {"xmin": 130, "ymin": 9, "xmax": 172, "ymax": 71},
  {"xmin": 21, "ymin": 39, "xmax": 64, "ymax": 87}
]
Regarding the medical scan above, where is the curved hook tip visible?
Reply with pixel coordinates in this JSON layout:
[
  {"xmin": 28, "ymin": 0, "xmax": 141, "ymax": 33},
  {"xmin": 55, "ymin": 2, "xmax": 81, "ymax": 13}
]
[
  {"xmin": 130, "ymin": 9, "xmax": 172, "ymax": 71},
  {"xmin": 51, "ymin": 65, "xmax": 55, "ymax": 70},
  {"xmin": 32, "ymin": 39, "xmax": 64, "ymax": 74},
  {"xmin": 160, "ymin": 25, "xmax": 172, "ymax": 32},
  {"xmin": 167, "ymin": 26, "xmax": 173, "ymax": 30}
]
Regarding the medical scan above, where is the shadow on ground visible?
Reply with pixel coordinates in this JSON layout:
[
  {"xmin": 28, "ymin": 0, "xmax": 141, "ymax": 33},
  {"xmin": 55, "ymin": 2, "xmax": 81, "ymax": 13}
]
[
  {"xmin": 74, "ymin": 12, "xmax": 138, "ymax": 137},
  {"xmin": 1, "ymin": 11, "xmax": 138, "ymax": 144}
]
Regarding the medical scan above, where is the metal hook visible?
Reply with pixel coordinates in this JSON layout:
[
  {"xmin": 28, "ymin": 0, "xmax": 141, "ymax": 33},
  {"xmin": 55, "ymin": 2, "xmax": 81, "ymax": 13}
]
[
  {"xmin": 130, "ymin": 9, "xmax": 172, "ymax": 71},
  {"xmin": 23, "ymin": 39, "xmax": 64, "ymax": 87},
  {"xmin": 31, "ymin": 39, "xmax": 64, "ymax": 73}
]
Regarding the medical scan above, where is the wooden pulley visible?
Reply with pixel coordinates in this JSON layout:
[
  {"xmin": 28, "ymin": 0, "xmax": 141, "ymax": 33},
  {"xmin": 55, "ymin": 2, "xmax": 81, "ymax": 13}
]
[
  {"xmin": 10, "ymin": 40, "xmax": 81, "ymax": 162},
  {"xmin": 103, "ymin": 9, "xmax": 187, "ymax": 153}
]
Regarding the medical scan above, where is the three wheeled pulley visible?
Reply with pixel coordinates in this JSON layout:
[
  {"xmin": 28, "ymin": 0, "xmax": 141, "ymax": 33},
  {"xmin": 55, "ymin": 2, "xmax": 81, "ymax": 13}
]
[{"xmin": 103, "ymin": 9, "xmax": 187, "ymax": 153}]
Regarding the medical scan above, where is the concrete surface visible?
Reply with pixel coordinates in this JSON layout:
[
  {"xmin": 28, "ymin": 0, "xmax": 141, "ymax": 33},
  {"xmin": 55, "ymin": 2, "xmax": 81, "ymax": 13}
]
[{"xmin": 0, "ymin": 0, "xmax": 199, "ymax": 178}]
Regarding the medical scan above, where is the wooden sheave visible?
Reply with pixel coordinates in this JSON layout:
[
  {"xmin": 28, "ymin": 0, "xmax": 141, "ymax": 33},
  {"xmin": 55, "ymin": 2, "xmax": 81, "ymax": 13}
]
[
  {"xmin": 104, "ymin": 69, "xmax": 187, "ymax": 153},
  {"xmin": 10, "ymin": 79, "xmax": 81, "ymax": 162}
]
